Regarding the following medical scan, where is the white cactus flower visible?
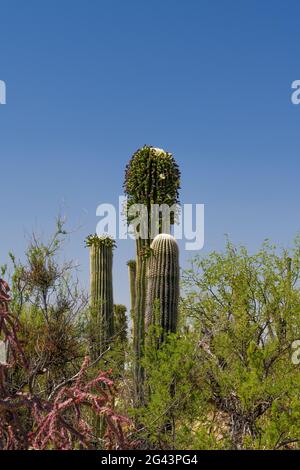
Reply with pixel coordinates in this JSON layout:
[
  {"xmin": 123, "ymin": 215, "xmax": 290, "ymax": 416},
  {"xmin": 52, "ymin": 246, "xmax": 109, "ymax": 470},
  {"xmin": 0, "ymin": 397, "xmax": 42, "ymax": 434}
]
[
  {"xmin": 151, "ymin": 147, "xmax": 166, "ymax": 155},
  {"xmin": 153, "ymin": 233, "xmax": 176, "ymax": 241}
]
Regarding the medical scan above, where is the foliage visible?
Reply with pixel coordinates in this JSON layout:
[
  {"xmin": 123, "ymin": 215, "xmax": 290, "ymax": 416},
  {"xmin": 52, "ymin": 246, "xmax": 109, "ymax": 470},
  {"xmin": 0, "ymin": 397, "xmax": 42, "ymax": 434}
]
[
  {"xmin": 2, "ymin": 201, "xmax": 300, "ymax": 450},
  {"xmin": 5, "ymin": 222, "xmax": 86, "ymax": 392},
  {"xmin": 124, "ymin": 238, "xmax": 300, "ymax": 450},
  {"xmin": 112, "ymin": 305, "xmax": 128, "ymax": 374},
  {"xmin": 0, "ymin": 281, "xmax": 132, "ymax": 450},
  {"xmin": 180, "ymin": 238, "xmax": 300, "ymax": 449},
  {"xmin": 135, "ymin": 325, "xmax": 200, "ymax": 450},
  {"xmin": 114, "ymin": 304, "xmax": 128, "ymax": 345}
]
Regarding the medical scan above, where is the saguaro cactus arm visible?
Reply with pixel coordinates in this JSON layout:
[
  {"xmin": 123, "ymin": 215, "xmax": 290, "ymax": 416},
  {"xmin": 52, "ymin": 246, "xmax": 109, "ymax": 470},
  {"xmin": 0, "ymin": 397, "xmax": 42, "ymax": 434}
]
[{"xmin": 145, "ymin": 234, "xmax": 180, "ymax": 338}]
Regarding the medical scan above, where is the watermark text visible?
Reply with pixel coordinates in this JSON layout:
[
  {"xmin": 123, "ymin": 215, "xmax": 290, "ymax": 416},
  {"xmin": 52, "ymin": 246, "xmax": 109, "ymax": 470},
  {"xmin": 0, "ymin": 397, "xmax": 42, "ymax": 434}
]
[
  {"xmin": 95, "ymin": 197, "xmax": 205, "ymax": 251},
  {"xmin": 0, "ymin": 80, "xmax": 6, "ymax": 104}
]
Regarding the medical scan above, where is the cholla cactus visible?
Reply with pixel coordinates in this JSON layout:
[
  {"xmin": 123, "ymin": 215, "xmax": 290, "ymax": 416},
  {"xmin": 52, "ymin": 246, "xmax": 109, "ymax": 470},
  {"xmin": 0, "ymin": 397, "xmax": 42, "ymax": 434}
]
[
  {"xmin": 145, "ymin": 234, "xmax": 180, "ymax": 340},
  {"xmin": 86, "ymin": 234, "xmax": 116, "ymax": 357}
]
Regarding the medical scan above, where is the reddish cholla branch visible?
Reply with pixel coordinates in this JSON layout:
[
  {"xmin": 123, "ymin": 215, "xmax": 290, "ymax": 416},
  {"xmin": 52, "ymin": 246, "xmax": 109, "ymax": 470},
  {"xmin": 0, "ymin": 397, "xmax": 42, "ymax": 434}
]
[
  {"xmin": 0, "ymin": 279, "xmax": 10, "ymax": 302},
  {"xmin": 26, "ymin": 357, "xmax": 132, "ymax": 450},
  {"xmin": 0, "ymin": 279, "xmax": 27, "ymax": 367},
  {"xmin": 0, "ymin": 279, "xmax": 133, "ymax": 450}
]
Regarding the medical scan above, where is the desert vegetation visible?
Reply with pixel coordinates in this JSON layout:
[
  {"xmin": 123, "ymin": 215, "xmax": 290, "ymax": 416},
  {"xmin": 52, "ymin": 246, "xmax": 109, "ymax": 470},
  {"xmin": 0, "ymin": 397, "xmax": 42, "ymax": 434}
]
[{"xmin": 1, "ymin": 146, "xmax": 300, "ymax": 450}]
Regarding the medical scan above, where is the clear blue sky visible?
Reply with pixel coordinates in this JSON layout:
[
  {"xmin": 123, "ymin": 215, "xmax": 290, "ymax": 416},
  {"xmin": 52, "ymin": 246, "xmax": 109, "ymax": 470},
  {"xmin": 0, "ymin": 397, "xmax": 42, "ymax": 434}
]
[{"xmin": 1, "ymin": 0, "xmax": 300, "ymax": 309}]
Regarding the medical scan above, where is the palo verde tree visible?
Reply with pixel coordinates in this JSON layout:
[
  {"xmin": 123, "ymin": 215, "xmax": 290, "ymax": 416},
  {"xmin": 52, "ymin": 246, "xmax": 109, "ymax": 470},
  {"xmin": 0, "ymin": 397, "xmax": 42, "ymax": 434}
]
[
  {"xmin": 124, "ymin": 145, "xmax": 180, "ymax": 405},
  {"xmin": 181, "ymin": 238, "xmax": 300, "ymax": 450},
  {"xmin": 135, "ymin": 239, "xmax": 300, "ymax": 450}
]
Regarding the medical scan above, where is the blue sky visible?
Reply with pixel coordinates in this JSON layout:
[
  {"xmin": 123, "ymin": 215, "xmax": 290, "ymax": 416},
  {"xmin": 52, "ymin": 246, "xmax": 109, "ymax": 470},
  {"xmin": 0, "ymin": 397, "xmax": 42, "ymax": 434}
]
[{"xmin": 0, "ymin": 0, "xmax": 300, "ymax": 309}]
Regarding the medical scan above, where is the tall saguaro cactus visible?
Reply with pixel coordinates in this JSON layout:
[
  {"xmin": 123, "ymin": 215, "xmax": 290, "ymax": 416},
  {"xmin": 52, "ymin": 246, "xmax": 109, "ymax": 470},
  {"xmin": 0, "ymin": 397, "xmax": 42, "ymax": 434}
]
[
  {"xmin": 133, "ymin": 239, "xmax": 148, "ymax": 403},
  {"xmin": 124, "ymin": 145, "xmax": 181, "ymax": 405},
  {"xmin": 145, "ymin": 234, "xmax": 180, "ymax": 341},
  {"xmin": 86, "ymin": 234, "xmax": 115, "ymax": 358},
  {"xmin": 127, "ymin": 260, "xmax": 137, "ymax": 331}
]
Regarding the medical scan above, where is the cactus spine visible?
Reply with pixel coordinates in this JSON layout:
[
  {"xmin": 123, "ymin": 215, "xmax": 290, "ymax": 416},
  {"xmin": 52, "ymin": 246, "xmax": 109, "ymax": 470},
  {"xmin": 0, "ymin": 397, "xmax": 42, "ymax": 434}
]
[
  {"xmin": 145, "ymin": 234, "xmax": 180, "ymax": 340},
  {"xmin": 86, "ymin": 234, "xmax": 115, "ymax": 358}
]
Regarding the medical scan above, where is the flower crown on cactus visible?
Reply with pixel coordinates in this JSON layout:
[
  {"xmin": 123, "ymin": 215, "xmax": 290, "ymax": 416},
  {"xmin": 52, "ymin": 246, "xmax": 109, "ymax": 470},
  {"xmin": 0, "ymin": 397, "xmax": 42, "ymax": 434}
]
[{"xmin": 85, "ymin": 234, "xmax": 116, "ymax": 249}]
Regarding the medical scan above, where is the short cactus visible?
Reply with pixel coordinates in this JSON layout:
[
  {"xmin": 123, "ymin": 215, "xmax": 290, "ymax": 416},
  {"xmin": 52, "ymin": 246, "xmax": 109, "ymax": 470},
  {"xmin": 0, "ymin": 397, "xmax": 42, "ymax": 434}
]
[
  {"xmin": 145, "ymin": 234, "xmax": 180, "ymax": 340},
  {"xmin": 86, "ymin": 234, "xmax": 115, "ymax": 357}
]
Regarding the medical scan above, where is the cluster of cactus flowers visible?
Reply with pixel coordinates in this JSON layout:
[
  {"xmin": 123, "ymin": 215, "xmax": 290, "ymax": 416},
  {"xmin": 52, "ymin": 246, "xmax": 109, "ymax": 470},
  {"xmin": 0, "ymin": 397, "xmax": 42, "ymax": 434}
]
[{"xmin": 0, "ymin": 279, "xmax": 132, "ymax": 450}]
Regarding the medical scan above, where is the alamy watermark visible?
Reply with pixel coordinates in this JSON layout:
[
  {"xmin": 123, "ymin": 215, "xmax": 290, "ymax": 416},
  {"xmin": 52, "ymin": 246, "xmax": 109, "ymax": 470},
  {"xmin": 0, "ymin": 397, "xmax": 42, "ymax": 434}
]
[
  {"xmin": 95, "ymin": 197, "xmax": 204, "ymax": 251},
  {"xmin": 291, "ymin": 80, "xmax": 300, "ymax": 105},
  {"xmin": 291, "ymin": 340, "xmax": 300, "ymax": 365},
  {"xmin": 0, "ymin": 340, "xmax": 7, "ymax": 365},
  {"xmin": 0, "ymin": 80, "xmax": 6, "ymax": 104}
]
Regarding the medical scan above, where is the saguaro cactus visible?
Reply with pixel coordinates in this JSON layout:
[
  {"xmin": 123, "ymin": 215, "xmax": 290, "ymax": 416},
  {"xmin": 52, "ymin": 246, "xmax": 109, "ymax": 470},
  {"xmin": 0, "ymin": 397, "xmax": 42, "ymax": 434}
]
[
  {"xmin": 127, "ymin": 260, "xmax": 136, "ymax": 331},
  {"xmin": 145, "ymin": 234, "xmax": 180, "ymax": 341},
  {"xmin": 114, "ymin": 304, "xmax": 128, "ymax": 372},
  {"xmin": 133, "ymin": 239, "xmax": 147, "ymax": 403},
  {"xmin": 124, "ymin": 146, "xmax": 181, "ymax": 405},
  {"xmin": 86, "ymin": 234, "xmax": 115, "ymax": 358}
]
